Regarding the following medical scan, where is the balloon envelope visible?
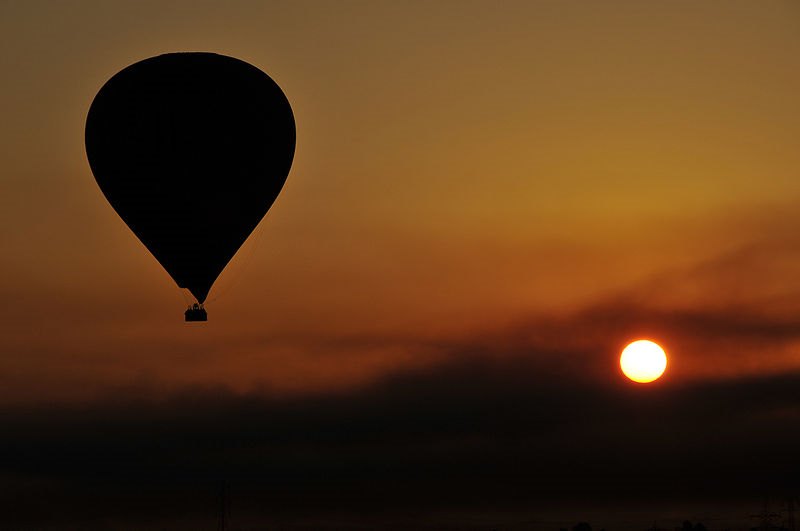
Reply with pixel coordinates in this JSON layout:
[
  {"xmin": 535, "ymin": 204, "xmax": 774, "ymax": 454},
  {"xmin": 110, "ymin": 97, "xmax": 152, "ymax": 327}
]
[{"xmin": 85, "ymin": 52, "xmax": 295, "ymax": 303}]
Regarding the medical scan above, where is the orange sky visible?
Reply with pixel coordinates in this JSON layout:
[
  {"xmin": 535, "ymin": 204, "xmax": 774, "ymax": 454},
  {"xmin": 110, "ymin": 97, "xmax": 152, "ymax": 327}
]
[{"xmin": 2, "ymin": 0, "xmax": 800, "ymax": 404}]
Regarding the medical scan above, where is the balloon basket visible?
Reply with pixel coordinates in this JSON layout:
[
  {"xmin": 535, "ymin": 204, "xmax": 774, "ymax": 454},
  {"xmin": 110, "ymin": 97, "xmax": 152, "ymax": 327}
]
[{"xmin": 185, "ymin": 305, "xmax": 208, "ymax": 322}]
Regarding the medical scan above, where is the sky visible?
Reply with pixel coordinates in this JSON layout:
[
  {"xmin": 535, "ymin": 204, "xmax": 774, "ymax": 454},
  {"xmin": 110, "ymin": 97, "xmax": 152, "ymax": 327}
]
[{"xmin": 2, "ymin": 1, "xmax": 800, "ymax": 529}]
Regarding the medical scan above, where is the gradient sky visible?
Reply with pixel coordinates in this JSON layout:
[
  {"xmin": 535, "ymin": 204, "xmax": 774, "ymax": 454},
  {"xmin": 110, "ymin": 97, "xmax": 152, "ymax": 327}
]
[{"xmin": 2, "ymin": 1, "xmax": 800, "ymax": 529}]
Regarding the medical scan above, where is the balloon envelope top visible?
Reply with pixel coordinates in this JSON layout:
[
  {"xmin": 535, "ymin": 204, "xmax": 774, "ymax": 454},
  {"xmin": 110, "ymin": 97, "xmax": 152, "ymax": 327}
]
[{"xmin": 85, "ymin": 52, "xmax": 295, "ymax": 304}]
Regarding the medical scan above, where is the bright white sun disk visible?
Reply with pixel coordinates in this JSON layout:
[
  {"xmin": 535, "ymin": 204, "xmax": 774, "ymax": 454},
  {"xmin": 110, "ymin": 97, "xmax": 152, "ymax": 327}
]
[{"xmin": 620, "ymin": 340, "xmax": 667, "ymax": 383}]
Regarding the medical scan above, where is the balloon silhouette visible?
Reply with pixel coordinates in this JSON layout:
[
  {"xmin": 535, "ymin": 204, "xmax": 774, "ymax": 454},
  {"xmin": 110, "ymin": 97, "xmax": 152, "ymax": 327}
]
[{"xmin": 85, "ymin": 53, "xmax": 295, "ymax": 319}]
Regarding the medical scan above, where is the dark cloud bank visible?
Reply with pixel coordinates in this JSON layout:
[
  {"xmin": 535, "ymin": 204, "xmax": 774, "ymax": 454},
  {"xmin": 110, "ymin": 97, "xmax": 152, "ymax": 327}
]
[{"xmin": 2, "ymin": 347, "xmax": 799, "ymax": 529}]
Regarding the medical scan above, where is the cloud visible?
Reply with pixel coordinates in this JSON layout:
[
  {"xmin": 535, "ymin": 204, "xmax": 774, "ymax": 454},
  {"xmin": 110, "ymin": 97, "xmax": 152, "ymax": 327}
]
[
  {"xmin": 1, "ymin": 347, "xmax": 799, "ymax": 528},
  {"xmin": 4, "ymin": 239, "xmax": 800, "ymax": 528}
]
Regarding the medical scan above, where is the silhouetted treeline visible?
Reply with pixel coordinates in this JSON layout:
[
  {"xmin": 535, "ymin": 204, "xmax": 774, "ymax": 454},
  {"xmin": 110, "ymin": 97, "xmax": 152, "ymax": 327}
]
[{"xmin": 558, "ymin": 519, "xmax": 715, "ymax": 531}]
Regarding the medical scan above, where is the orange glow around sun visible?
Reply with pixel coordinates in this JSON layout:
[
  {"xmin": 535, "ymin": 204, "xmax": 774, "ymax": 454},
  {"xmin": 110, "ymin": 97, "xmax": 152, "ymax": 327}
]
[{"xmin": 620, "ymin": 340, "xmax": 667, "ymax": 383}]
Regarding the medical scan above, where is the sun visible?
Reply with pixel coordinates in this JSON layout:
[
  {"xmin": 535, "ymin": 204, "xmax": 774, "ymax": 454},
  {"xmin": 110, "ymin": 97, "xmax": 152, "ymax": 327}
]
[{"xmin": 620, "ymin": 339, "xmax": 667, "ymax": 383}]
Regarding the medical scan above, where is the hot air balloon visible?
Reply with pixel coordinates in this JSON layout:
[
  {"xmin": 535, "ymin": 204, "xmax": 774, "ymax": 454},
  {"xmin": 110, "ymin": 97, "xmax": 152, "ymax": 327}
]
[{"xmin": 85, "ymin": 52, "xmax": 295, "ymax": 321}]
